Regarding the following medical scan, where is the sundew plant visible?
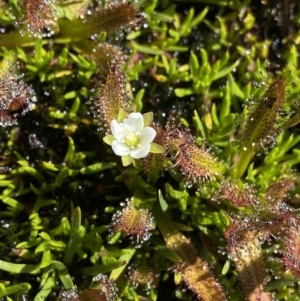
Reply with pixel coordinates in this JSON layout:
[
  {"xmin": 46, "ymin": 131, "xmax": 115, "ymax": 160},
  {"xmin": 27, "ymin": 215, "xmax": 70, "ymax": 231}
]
[{"xmin": 1, "ymin": 0, "xmax": 300, "ymax": 300}]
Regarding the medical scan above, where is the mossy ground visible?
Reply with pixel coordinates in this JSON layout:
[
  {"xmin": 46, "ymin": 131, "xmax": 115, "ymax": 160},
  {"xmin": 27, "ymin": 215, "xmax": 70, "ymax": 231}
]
[{"xmin": 0, "ymin": 0, "xmax": 300, "ymax": 301}]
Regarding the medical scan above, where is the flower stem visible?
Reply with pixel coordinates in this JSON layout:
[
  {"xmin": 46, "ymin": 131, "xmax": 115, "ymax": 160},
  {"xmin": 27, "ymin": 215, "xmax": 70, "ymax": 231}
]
[
  {"xmin": 233, "ymin": 146, "xmax": 254, "ymax": 179},
  {"xmin": 0, "ymin": 32, "xmax": 39, "ymax": 48}
]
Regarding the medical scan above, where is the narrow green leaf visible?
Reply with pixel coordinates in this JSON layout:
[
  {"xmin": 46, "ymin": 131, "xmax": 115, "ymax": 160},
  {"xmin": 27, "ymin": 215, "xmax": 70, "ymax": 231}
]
[
  {"xmin": 211, "ymin": 59, "xmax": 240, "ymax": 81},
  {"xmin": 64, "ymin": 91, "xmax": 77, "ymax": 100},
  {"xmin": 228, "ymin": 74, "xmax": 244, "ymax": 99},
  {"xmin": 39, "ymin": 161, "xmax": 59, "ymax": 171},
  {"xmin": 173, "ymin": 222, "xmax": 194, "ymax": 232},
  {"xmin": 264, "ymin": 278, "xmax": 297, "ymax": 291},
  {"xmin": 193, "ymin": 110, "xmax": 207, "ymax": 139},
  {"xmin": 109, "ymin": 248, "xmax": 136, "ymax": 280},
  {"xmin": 80, "ymin": 162, "xmax": 116, "ymax": 174},
  {"xmin": 220, "ymin": 84, "xmax": 231, "ymax": 122},
  {"xmin": 35, "ymin": 242, "xmax": 48, "ymax": 253},
  {"xmin": 81, "ymin": 261, "xmax": 125, "ymax": 276},
  {"xmin": 40, "ymin": 250, "xmax": 52, "ymax": 269},
  {"xmin": 180, "ymin": 8, "xmax": 194, "ymax": 36},
  {"xmin": 134, "ymin": 88, "xmax": 145, "ymax": 112},
  {"xmin": 222, "ymin": 260, "xmax": 231, "ymax": 275},
  {"xmin": 200, "ymin": 48, "xmax": 208, "ymax": 65},
  {"xmin": 33, "ymin": 276, "xmax": 55, "ymax": 301},
  {"xmin": 211, "ymin": 103, "xmax": 220, "ymax": 127},
  {"xmin": 190, "ymin": 6, "xmax": 209, "ymax": 27},
  {"xmin": 16, "ymin": 238, "xmax": 42, "ymax": 249},
  {"xmin": 63, "ymin": 207, "xmax": 85, "ymax": 264},
  {"xmin": 175, "ymin": 88, "xmax": 194, "ymax": 97},
  {"xmin": 53, "ymin": 261, "xmax": 74, "ymax": 289},
  {"xmin": 169, "ymin": 58, "xmax": 177, "ymax": 77},
  {"xmin": 165, "ymin": 45, "xmax": 188, "ymax": 52},
  {"xmin": 2, "ymin": 197, "xmax": 24, "ymax": 211},
  {"xmin": 162, "ymin": 55, "xmax": 170, "ymax": 74},
  {"xmin": 157, "ymin": 244, "xmax": 182, "ymax": 262},
  {"xmin": 23, "ymin": 167, "xmax": 45, "ymax": 183},
  {"xmin": 0, "ymin": 261, "xmax": 40, "ymax": 274},
  {"xmin": 55, "ymin": 167, "xmax": 70, "ymax": 187},
  {"xmin": 32, "ymin": 197, "xmax": 56, "ymax": 212},
  {"xmin": 158, "ymin": 190, "xmax": 168, "ymax": 212},
  {"xmin": 69, "ymin": 97, "xmax": 80, "ymax": 114},
  {"xmin": 0, "ymin": 283, "xmax": 31, "ymax": 297},
  {"xmin": 48, "ymin": 240, "xmax": 66, "ymax": 251},
  {"xmin": 64, "ymin": 137, "xmax": 75, "ymax": 165},
  {"xmin": 190, "ymin": 52, "xmax": 199, "ymax": 79},
  {"xmin": 128, "ymin": 171, "xmax": 156, "ymax": 194},
  {"xmin": 131, "ymin": 43, "xmax": 164, "ymax": 55}
]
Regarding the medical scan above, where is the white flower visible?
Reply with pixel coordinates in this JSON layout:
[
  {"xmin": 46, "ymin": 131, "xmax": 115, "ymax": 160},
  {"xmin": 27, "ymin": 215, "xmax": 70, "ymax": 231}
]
[
  {"xmin": 103, "ymin": 112, "xmax": 164, "ymax": 166},
  {"xmin": 111, "ymin": 112, "xmax": 156, "ymax": 158}
]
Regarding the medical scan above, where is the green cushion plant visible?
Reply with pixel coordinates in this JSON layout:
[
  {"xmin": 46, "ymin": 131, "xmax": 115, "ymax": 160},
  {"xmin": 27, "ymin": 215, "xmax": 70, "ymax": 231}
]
[{"xmin": 0, "ymin": 0, "xmax": 299, "ymax": 300}]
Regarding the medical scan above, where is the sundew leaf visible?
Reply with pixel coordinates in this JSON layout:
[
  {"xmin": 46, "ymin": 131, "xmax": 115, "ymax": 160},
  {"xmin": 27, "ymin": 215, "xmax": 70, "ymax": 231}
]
[
  {"xmin": 234, "ymin": 78, "xmax": 288, "ymax": 178},
  {"xmin": 57, "ymin": 2, "xmax": 138, "ymax": 43},
  {"xmin": 2, "ymin": 0, "xmax": 300, "ymax": 300},
  {"xmin": 153, "ymin": 204, "xmax": 226, "ymax": 301},
  {"xmin": 92, "ymin": 65, "xmax": 130, "ymax": 131}
]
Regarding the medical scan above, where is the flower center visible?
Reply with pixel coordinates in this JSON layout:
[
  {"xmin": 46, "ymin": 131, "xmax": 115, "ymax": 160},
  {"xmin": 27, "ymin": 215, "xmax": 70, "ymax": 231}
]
[{"xmin": 125, "ymin": 132, "xmax": 141, "ymax": 149}]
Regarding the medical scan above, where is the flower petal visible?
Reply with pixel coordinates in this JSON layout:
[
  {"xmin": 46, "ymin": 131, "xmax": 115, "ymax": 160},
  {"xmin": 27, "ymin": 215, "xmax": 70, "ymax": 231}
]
[
  {"xmin": 110, "ymin": 119, "xmax": 126, "ymax": 141},
  {"xmin": 111, "ymin": 120, "xmax": 121, "ymax": 136},
  {"xmin": 112, "ymin": 141, "xmax": 131, "ymax": 156},
  {"xmin": 123, "ymin": 112, "xmax": 144, "ymax": 132},
  {"xmin": 140, "ymin": 127, "xmax": 156, "ymax": 145},
  {"xmin": 130, "ymin": 144, "xmax": 150, "ymax": 158}
]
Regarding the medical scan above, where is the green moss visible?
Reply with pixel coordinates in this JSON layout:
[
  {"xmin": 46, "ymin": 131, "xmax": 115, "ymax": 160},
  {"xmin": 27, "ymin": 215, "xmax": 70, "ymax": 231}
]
[{"xmin": 0, "ymin": 0, "xmax": 300, "ymax": 300}]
